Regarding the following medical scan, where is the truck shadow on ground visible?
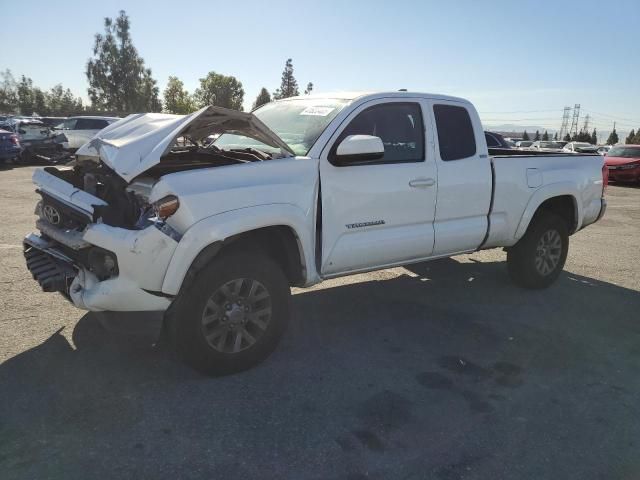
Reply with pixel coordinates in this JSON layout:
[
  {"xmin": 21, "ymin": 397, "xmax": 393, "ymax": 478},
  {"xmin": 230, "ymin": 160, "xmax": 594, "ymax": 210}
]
[{"xmin": 2, "ymin": 258, "xmax": 640, "ymax": 479}]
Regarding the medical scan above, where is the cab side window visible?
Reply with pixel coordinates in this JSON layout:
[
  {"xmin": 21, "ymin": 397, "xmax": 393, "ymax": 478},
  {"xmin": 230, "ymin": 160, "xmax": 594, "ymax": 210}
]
[
  {"xmin": 433, "ymin": 104, "xmax": 476, "ymax": 161},
  {"xmin": 330, "ymin": 102, "xmax": 425, "ymax": 165}
]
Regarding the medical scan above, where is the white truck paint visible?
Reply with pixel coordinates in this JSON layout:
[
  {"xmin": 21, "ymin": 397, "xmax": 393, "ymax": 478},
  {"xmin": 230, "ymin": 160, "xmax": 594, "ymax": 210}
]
[{"xmin": 24, "ymin": 92, "xmax": 607, "ymax": 373}]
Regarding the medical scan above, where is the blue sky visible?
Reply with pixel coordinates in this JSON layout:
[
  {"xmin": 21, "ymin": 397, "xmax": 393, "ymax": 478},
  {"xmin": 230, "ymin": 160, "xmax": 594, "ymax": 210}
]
[{"xmin": 2, "ymin": 0, "xmax": 639, "ymax": 136}]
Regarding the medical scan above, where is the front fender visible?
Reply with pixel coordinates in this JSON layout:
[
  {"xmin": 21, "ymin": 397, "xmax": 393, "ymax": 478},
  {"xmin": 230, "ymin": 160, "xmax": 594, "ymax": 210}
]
[
  {"xmin": 161, "ymin": 203, "xmax": 316, "ymax": 295},
  {"xmin": 514, "ymin": 182, "xmax": 581, "ymax": 240}
]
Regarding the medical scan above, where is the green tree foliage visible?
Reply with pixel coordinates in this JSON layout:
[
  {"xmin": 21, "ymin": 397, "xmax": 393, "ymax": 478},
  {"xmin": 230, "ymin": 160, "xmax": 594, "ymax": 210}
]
[
  {"xmin": 304, "ymin": 82, "xmax": 314, "ymax": 95},
  {"xmin": 194, "ymin": 72, "xmax": 244, "ymax": 110},
  {"xmin": 606, "ymin": 128, "xmax": 619, "ymax": 145},
  {"xmin": 163, "ymin": 76, "xmax": 196, "ymax": 114},
  {"xmin": 17, "ymin": 76, "xmax": 35, "ymax": 115},
  {"xmin": 624, "ymin": 129, "xmax": 640, "ymax": 144},
  {"xmin": 8, "ymin": 75, "xmax": 83, "ymax": 116},
  {"xmin": 522, "ymin": 130, "xmax": 530, "ymax": 141},
  {"xmin": 86, "ymin": 10, "xmax": 162, "ymax": 113},
  {"xmin": 534, "ymin": 130, "xmax": 540, "ymax": 141},
  {"xmin": 273, "ymin": 59, "xmax": 299, "ymax": 99},
  {"xmin": 590, "ymin": 129, "xmax": 597, "ymax": 145},
  {"xmin": 46, "ymin": 84, "xmax": 84, "ymax": 116},
  {"xmin": 0, "ymin": 70, "xmax": 18, "ymax": 113},
  {"xmin": 252, "ymin": 87, "xmax": 271, "ymax": 110},
  {"xmin": 542, "ymin": 130, "xmax": 549, "ymax": 141},
  {"xmin": 625, "ymin": 129, "xmax": 635, "ymax": 144},
  {"xmin": 564, "ymin": 133, "xmax": 571, "ymax": 142}
]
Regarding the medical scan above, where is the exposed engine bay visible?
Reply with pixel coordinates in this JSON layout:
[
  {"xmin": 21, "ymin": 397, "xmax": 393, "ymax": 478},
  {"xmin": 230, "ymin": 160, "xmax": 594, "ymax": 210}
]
[{"xmin": 41, "ymin": 144, "xmax": 271, "ymax": 229}]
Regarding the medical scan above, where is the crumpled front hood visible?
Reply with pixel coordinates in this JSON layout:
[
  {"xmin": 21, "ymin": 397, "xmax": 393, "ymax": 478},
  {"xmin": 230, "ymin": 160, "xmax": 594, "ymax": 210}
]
[{"xmin": 75, "ymin": 106, "xmax": 294, "ymax": 183}]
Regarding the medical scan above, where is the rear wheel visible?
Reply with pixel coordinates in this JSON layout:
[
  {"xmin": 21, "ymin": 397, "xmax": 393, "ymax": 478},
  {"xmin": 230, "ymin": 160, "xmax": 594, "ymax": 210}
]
[
  {"xmin": 507, "ymin": 212, "xmax": 569, "ymax": 289},
  {"xmin": 168, "ymin": 251, "xmax": 290, "ymax": 375}
]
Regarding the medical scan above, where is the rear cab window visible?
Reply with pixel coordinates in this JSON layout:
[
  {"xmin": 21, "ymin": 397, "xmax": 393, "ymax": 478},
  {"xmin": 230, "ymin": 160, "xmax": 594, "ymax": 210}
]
[{"xmin": 433, "ymin": 104, "xmax": 476, "ymax": 161}]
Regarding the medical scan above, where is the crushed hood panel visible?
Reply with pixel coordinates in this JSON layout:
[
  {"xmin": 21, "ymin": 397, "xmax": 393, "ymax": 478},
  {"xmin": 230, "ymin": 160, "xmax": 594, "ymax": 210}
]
[{"xmin": 75, "ymin": 106, "xmax": 294, "ymax": 183}]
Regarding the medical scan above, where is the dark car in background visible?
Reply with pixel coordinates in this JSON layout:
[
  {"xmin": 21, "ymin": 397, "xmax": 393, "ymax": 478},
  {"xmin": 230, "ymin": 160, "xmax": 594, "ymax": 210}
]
[
  {"xmin": 484, "ymin": 131, "xmax": 512, "ymax": 149},
  {"xmin": 605, "ymin": 145, "xmax": 640, "ymax": 184},
  {"xmin": 0, "ymin": 128, "xmax": 22, "ymax": 163}
]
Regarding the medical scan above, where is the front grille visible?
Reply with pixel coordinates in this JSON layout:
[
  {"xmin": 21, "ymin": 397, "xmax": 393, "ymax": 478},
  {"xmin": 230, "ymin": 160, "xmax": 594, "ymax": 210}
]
[
  {"xmin": 24, "ymin": 244, "xmax": 76, "ymax": 293},
  {"xmin": 36, "ymin": 190, "xmax": 92, "ymax": 230}
]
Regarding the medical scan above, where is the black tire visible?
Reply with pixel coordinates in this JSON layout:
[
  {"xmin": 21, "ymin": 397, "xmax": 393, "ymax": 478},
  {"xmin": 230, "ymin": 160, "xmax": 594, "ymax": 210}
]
[
  {"xmin": 507, "ymin": 212, "xmax": 569, "ymax": 289},
  {"xmin": 168, "ymin": 251, "xmax": 290, "ymax": 376}
]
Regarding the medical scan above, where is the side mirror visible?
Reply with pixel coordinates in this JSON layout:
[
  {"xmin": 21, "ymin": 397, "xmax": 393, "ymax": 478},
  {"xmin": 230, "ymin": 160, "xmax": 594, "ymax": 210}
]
[{"xmin": 335, "ymin": 135, "xmax": 384, "ymax": 164}]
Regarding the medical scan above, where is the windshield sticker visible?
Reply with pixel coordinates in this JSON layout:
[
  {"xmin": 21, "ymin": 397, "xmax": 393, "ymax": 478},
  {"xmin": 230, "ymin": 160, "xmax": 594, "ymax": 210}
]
[{"xmin": 300, "ymin": 106, "xmax": 335, "ymax": 116}]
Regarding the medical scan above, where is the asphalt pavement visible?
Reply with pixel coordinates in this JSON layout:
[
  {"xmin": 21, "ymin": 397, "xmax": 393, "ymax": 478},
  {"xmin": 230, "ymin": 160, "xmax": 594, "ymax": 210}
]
[{"xmin": 1, "ymin": 165, "xmax": 639, "ymax": 479}]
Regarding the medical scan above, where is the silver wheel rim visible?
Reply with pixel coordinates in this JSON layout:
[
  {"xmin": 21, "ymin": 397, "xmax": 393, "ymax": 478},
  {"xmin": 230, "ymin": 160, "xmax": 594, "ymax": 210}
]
[
  {"xmin": 535, "ymin": 229, "xmax": 562, "ymax": 276},
  {"xmin": 201, "ymin": 278, "xmax": 272, "ymax": 353}
]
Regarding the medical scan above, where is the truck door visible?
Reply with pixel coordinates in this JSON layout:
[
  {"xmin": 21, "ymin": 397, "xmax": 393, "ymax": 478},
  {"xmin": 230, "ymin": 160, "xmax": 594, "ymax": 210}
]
[
  {"xmin": 319, "ymin": 99, "xmax": 437, "ymax": 276},
  {"xmin": 428, "ymin": 100, "xmax": 492, "ymax": 255}
]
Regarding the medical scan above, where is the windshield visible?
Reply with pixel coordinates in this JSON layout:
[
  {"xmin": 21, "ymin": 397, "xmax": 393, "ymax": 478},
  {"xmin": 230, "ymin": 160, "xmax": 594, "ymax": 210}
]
[
  {"xmin": 608, "ymin": 147, "xmax": 640, "ymax": 158},
  {"xmin": 540, "ymin": 142, "xmax": 563, "ymax": 149},
  {"xmin": 252, "ymin": 98, "xmax": 350, "ymax": 156},
  {"xmin": 574, "ymin": 143, "xmax": 593, "ymax": 148}
]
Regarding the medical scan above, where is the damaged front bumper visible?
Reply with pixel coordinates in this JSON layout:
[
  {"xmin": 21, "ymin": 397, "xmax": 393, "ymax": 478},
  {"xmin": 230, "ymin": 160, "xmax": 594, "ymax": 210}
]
[{"xmin": 24, "ymin": 222, "xmax": 178, "ymax": 312}]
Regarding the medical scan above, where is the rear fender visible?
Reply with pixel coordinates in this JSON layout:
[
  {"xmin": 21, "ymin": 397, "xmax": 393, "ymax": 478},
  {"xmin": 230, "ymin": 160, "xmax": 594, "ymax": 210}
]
[{"xmin": 514, "ymin": 182, "xmax": 580, "ymax": 240}]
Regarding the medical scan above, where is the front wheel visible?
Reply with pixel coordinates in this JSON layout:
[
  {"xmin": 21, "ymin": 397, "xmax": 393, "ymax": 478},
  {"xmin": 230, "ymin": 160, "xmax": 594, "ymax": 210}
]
[
  {"xmin": 168, "ymin": 251, "xmax": 290, "ymax": 375},
  {"xmin": 507, "ymin": 212, "xmax": 569, "ymax": 289}
]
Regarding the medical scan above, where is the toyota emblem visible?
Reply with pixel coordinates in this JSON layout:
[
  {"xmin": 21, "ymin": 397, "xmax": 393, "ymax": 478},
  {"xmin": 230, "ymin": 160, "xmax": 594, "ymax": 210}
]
[{"xmin": 43, "ymin": 205, "xmax": 61, "ymax": 225}]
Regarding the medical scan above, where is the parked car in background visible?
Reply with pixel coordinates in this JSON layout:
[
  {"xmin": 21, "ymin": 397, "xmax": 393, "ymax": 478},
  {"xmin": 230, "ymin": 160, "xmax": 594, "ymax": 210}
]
[
  {"xmin": 597, "ymin": 145, "xmax": 612, "ymax": 156},
  {"xmin": 0, "ymin": 118, "xmax": 68, "ymax": 162},
  {"xmin": 53, "ymin": 116, "xmax": 119, "ymax": 151},
  {"xmin": 38, "ymin": 116, "xmax": 67, "ymax": 128},
  {"xmin": 515, "ymin": 140, "xmax": 533, "ymax": 149},
  {"xmin": 604, "ymin": 145, "xmax": 640, "ymax": 183},
  {"xmin": 529, "ymin": 141, "xmax": 565, "ymax": 152},
  {"xmin": 484, "ymin": 131, "xmax": 512, "ymax": 149},
  {"xmin": 563, "ymin": 142, "xmax": 599, "ymax": 154},
  {"xmin": 0, "ymin": 128, "xmax": 22, "ymax": 163}
]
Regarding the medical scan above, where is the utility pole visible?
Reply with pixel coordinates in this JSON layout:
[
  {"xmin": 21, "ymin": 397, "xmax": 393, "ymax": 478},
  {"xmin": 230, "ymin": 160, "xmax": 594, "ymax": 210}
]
[
  {"xmin": 569, "ymin": 104, "xmax": 581, "ymax": 137},
  {"xmin": 559, "ymin": 106, "xmax": 571, "ymax": 140}
]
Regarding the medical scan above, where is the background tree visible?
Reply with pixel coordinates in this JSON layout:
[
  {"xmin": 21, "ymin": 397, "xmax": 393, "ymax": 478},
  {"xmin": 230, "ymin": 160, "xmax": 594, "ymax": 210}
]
[
  {"xmin": 534, "ymin": 130, "xmax": 540, "ymax": 141},
  {"xmin": 0, "ymin": 70, "xmax": 18, "ymax": 113},
  {"xmin": 606, "ymin": 128, "xmax": 619, "ymax": 145},
  {"xmin": 304, "ymin": 82, "xmax": 314, "ymax": 95},
  {"xmin": 522, "ymin": 130, "xmax": 530, "ymax": 141},
  {"xmin": 252, "ymin": 88, "xmax": 271, "ymax": 110},
  {"xmin": 590, "ymin": 129, "xmax": 597, "ymax": 145},
  {"xmin": 86, "ymin": 10, "xmax": 162, "ymax": 113},
  {"xmin": 273, "ymin": 58, "xmax": 299, "ymax": 99},
  {"xmin": 32, "ymin": 88, "xmax": 48, "ymax": 115},
  {"xmin": 553, "ymin": 132, "xmax": 558, "ymax": 140},
  {"xmin": 163, "ymin": 76, "xmax": 195, "ymax": 114},
  {"xmin": 194, "ymin": 71, "xmax": 244, "ymax": 110},
  {"xmin": 564, "ymin": 133, "xmax": 571, "ymax": 142},
  {"xmin": 625, "ymin": 129, "xmax": 636, "ymax": 144},
  {"xmin": 47, "ymin": 84, "xmax": 83, "ymax": 116},
  {"xmin": 17, "ymin": 76, "xmax": 35, "ymax": 115},
  {"xmin": 542, "ymin": 130, "xmax": 549, "ymax": 141}
]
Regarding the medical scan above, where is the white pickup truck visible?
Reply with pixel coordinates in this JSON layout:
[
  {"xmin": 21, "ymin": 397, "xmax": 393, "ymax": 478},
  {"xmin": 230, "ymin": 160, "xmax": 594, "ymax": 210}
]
[{"xmin": 24, "ymin": 91, "xmax": 607, "ymax": 375}]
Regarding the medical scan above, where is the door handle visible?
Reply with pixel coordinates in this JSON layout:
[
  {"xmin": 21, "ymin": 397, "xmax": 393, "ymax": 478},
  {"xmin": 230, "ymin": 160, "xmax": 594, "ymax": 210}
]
[{"xmin": 409, "ymin": 178, "xmax": 436, "ymax": 188}]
